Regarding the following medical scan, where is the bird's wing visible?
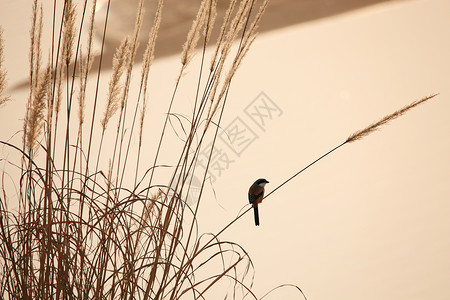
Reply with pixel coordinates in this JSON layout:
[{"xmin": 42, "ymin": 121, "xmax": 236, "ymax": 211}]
[{"xmin": 248, "ymin": 190, "xmax": 264, "ymax": 204}]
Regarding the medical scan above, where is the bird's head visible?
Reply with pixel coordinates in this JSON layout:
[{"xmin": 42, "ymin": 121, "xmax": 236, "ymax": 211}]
[{"xmin": 254, "ymin": 178, "xmax": 269, "ymax": 187}]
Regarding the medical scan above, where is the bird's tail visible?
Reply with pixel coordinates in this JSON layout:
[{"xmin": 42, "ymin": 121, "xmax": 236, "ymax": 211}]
[{"xmin": 253, "ymin": 205, "xmax": 260, "ymax": 226}]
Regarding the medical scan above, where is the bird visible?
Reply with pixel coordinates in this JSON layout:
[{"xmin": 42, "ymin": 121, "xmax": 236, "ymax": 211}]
[{"xmin": 248, "ymin": 178, "xmax": 269, "ymax": 226}]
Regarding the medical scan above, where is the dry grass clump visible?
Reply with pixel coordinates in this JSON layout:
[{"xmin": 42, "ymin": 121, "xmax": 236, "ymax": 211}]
[{"xmin": 0, "ymin": 0, "xmax": 280, "ymax": 299}]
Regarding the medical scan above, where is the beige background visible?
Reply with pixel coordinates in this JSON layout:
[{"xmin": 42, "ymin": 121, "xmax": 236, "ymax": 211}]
[{"xmin": 1, "ymin": 0, "xmax": 449, "ymax": 299}]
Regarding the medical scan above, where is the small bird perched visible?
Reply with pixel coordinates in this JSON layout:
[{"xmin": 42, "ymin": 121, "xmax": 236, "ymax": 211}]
[{"xmin": 248, "ymin": 178, "xmax": 269, "ymax": 226}]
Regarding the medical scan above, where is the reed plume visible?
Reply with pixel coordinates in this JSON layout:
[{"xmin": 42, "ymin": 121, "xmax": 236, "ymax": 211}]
[
  {"xmin": 62, "ymin": 0, "xmax": 76, "ymax": 65},
  {"xmin": 181, "ymin": 0, "xmax": 210, "ymax": 69},
  {"xmin": 209, "ymin": 0, "xmax": 237, "ymax": 71},
  {"xmin": 138, "ymin": 0, "xmax": 163, "ymax": 171},
  {"xmin": 203, "ymin": 0, "xmax": 218, "ymax": 46},
  {"xmin": 206, "ymin": 0, "xmax": 268, "ymax": 127},
  {"xmin": 29, "ymin": 2, "xmax": 43, "ymax": 91},
  {"xmin": 24, "ymin": 0, "xmax": 44, "ymax": 150},
  {"xmin": 140, "ymin": 0, "xmax": 163, "ymax": 89},
  {"xmin": 77, "ymin": 51, "xmax": 87, "ymax": 126},
  {"xmin": 77, "ymin": 0, "xmax": 97, "ymax": 127},
  {"xmin": 101, "ymin": 37, "xmax": 130, "ymax": 130},
  {"xmin": 54, "ymin": 63, "xmax": 63, "ymax": 124},
  {"xmin": 346, "ymin": 94, "xmax": 438, "ymax": 143},
  {"xmin": 119, "ymin": 0, "xmax": 145, "ymax": 112},
  {"xmin": 25, "ymin": 64, "xmax": 51, "ymax": 153},
  {"xmin": 34, "ymin": 5, "xmax": 43, "ymax": 89},
  {"xmin": 29, "ymin": 0, "xmax": 39, "ymax": 92},
  {"xmin": 0, "ymin": 27, "xmax": 10, "ymax": 106}
]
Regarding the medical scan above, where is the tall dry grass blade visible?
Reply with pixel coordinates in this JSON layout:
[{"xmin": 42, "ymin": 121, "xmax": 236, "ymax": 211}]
[
  {"xmin": 181, "ymin": 0, "xmax": 209, "ymax": 70},
  {"xmin": 78, "ymin": 0, "xmax": 97, "ymax": 126},
  {"xmin": 45, "ymin": 57, "xmax": 54, "ymax": 166},
  {"xmin": 100, "ymin": 37, "xmax": 130, "ymax": 130},
  {"xmin": 242, "ymin": 0, "xmax": 269, "ymax": 44},
  {"xmin": 0, "ymin": 27, "xmax": 10, "ymax": 106},
  {"xmin": 54, "ymin": 64, "xmax": 63, "ymax": 125},
  {"xmin": 221, "ymin": 0, "xmax": 253, "ymax": 56},
  {"xmin": 204, "ymin": 0, "xmax": 257, "ymax": 122},
  {"xmin": 26, "ymin": 64, "xmax": 51, "ymax": 153},
  {"xmin": 203, "ymin": 0, "xmax": 218, "ymax": 46},
  {"xmin": 110, "ymin": 0, "xmax": 146, "ymax": 191},
  {"xmin": 206, "ymin": 0, "xmax": 265, "ymax": 128},
  {"xmin": 209, "ymin": 0, "xmax": 237, "ymax": 71},
  {"xmin": 34, "ymin": 4, "xmax": 43, "ymax": 90},
  {"xmin": 207, "ymin": 32, "xmax": 256, "ymax": 126},
  {"xmin": 23, "ymin": 0, "xmax": 41, "ymax": 149},
  {"xmin": 78, "ymin": 50, "xmax": 87, "ymax": 126},
  {"xmin": 136, "ymin": 0, "xmax": 163, "ymax": 181},
  {"xmin": 118, "ymin": 0, "xmax": 144, "ymax": 112},
  {"xmin": 144, "ymin": 0, "xmax": 212, "ymax": 204},
  {"xmin": 140, "ymin": 0, "xmax": 163, "ymax": 89},
  {"xmin": 346, "ymin": 94, "xmax": 438, "ymax": 143},
  {"xmin": 166, "ymin": 1, "xmax": 270, "ymax": 283},
  {"xmin": 28, "ymin": 1, "xmax": 43, "ymax": 92},
  {"xmin": 62, "ymin": 0, "xmax": 77, "ymax": 65},
  {"xmin": 28, "ymin": 0, "xmax": 38, "ymax": 93},
  {"xmin": 111, "ymin": 0, "xmax": 147, "ymax": 196}
]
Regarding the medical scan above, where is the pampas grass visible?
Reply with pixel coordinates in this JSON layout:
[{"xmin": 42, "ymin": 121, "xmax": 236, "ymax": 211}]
[
  {"xmin": 101, "ymin": 37, "xmax": 130, "ymax": 130},
  {"xmin": 1, "ymin": 0, "xmax": 286, "ymax": 299},
  {"xmin": 62, "ymin": 0, "xmax": 77, "ymax": 65},
  {"xmin": 25, "ymin": 64, "xmax": 51, "ymax": 153},
  {"xmin": 346, "ymin": 94, "xmax": 438, "ymax": 143},
  {"xmin": 0, "ymin": 28, "xmax": 10, "ymax": 106}
]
